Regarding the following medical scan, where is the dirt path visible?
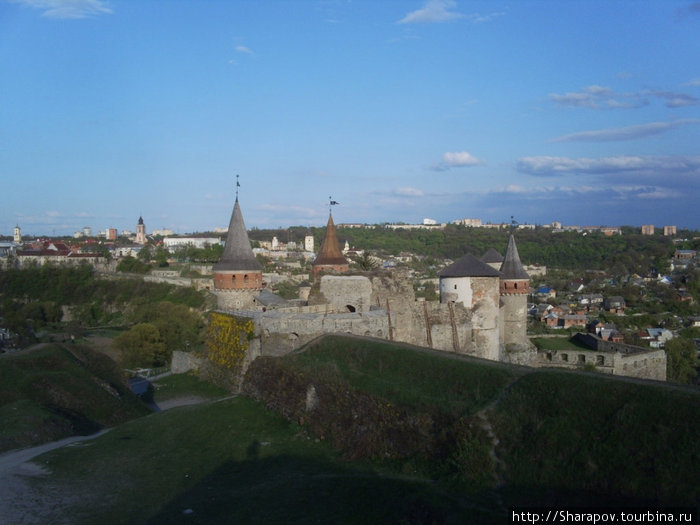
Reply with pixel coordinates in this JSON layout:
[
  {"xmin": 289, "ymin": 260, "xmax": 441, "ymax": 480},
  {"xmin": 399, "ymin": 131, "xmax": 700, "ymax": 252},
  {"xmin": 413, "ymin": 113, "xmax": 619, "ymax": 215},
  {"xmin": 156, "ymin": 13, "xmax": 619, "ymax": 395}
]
[
  {"xmin": 0, "ymin": 396, "xmax": 210, "ymax": 524},
  {"xmin": 0, "ymin": 430, "xmax": 111, "ymax": 524}
]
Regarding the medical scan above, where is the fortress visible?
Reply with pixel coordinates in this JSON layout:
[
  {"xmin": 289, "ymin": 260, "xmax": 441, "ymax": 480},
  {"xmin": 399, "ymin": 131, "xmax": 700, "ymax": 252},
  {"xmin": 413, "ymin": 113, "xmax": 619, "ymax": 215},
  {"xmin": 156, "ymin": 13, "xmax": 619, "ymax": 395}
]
[{"xmin": 204, "ymin": 195, "xmax": 665, "ymax": 381}]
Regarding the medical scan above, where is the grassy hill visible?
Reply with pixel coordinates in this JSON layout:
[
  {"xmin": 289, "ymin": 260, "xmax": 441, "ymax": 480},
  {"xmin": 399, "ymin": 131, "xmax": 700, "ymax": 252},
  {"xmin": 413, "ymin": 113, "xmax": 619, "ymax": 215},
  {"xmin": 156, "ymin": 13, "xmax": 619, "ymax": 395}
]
[
  {"xmin": 7, "ymin": 335, "xmax": 699, "ymax": 523},
  {"xmin": 0, "ymin": 343, "xmax": 150, "ymax": 452},
  {"xmin": 243, "ymin": 335, "xmax": 699, "ymax": 507}
]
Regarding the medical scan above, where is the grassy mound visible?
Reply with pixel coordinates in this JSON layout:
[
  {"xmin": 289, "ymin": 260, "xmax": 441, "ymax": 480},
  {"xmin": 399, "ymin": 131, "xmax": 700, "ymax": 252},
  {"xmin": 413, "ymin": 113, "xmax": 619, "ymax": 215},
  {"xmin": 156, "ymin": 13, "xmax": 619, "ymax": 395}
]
[
  {"xmin": 492, "ymin": 370, "xmax": 700, "ymax": 506},
  {"xmin": 13, "ymin": 335, "xmax": 699, "ymax": 522},
  {"xmin": 0, "ymin": 344, "xmax": 150, "ymax": 452},
  {"xmin": 36, "ymin": 397, "xmax": 489, "ymax": 524},
  {"xmin": 243, "ymin": 335, "xmax": 700, "ymax": 507}
]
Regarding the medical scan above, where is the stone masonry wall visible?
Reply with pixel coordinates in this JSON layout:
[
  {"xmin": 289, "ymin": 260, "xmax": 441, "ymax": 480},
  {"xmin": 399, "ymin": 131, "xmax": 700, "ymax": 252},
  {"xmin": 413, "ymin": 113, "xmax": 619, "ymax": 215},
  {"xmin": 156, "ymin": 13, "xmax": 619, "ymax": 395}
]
[{"xmin": 319, "ymin": 275, "xmax": 373, "ymax": 313}]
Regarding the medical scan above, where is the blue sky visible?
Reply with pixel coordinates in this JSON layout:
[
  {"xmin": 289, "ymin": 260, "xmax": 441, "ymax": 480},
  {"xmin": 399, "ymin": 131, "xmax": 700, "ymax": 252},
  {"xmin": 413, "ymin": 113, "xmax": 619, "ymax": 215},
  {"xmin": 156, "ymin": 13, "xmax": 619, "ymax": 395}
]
[{"xmin": 2, "ymin": 0, "xmax": 699, "ymax": 236}]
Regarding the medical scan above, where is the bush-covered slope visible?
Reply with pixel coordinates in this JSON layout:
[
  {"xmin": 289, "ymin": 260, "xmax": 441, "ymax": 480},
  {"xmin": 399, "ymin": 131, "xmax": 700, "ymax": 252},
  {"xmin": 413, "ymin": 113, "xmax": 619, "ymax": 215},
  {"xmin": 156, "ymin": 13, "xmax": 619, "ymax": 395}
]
[
  {"xmin": 243, "ymin": 335, "xmax": 700, "ymax": 507},
  {"xmin": 0, "ymin": 344, "xmax": 150, "ymax": 452}
]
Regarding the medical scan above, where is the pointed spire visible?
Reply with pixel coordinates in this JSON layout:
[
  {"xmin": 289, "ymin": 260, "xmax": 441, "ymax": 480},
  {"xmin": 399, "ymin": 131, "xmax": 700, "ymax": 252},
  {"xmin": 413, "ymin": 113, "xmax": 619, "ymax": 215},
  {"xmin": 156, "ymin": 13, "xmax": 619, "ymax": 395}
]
[
  {"xmin": 214, "ymin": 199, "xmax": 262, "ymax": 272},
  {"xmin": 500, "ymin": 234, "xmax": 529, "ymax": 280},
  {"xmin": 313, "ymin": 213, "xmax": 348, "ymax": 267}
]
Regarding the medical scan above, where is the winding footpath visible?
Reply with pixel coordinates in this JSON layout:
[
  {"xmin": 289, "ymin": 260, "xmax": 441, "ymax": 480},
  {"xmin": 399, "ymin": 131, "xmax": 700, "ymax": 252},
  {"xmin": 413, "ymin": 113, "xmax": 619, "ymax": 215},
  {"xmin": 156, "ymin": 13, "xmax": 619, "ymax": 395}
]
[{"xmin": 0, "ymin": 396, "xmax": 206, "ymax": 524}]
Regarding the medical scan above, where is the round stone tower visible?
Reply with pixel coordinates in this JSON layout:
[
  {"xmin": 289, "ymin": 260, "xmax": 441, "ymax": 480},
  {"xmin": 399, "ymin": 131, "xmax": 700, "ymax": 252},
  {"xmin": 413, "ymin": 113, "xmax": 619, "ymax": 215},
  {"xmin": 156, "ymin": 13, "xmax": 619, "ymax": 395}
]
[
  {"xmin": 499, "ymin": 234, "xmax": 530, "ymax": 349},
  {"xmin": 439, "ymin": 253, "xmax": 501, "ymax": 361},
  {"xmin": 212, "ymin": 197, "xmax": 263, "ymax": 309}
]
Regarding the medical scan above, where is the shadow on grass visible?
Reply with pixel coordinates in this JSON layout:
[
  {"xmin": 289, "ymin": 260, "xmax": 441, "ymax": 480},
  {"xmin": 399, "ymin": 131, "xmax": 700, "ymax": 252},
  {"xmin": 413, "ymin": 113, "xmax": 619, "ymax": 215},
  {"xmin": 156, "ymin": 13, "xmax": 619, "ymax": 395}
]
[{"xmin": 146, "ymin": 449, "xmax": 502, "ymax": 524}]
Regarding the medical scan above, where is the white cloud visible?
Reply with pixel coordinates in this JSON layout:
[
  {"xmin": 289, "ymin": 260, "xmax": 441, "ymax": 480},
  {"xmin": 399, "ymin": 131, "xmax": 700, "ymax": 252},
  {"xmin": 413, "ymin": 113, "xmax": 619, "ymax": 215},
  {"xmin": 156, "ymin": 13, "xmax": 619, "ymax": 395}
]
[
  {"xmin": 432, "ymin": 151, "xmax": 482, "ymax": 171},
  {"xmin": 398, "ymin": 1, "xmax": 505, "ymax": 25},
  {"xmin": 256, "ymin": 203, "xmax": 320, "ymax": 219},
  {"xmin": 395, "ymin": 187, "xmax": 424, "ymax": 197},
  {"xmin": 468, "ymin": 11, "xmax": 506, "ymax": 23},
  {"xmin": 644, "ymin": 90, "xmax": 699, "ymax": 108},
  {"xmin": 398, "ymin": 0, "xmax": 464, "ymax": 24},
  {"xmin": 550, "ymin": 85, "xmax": 699, "ymax": 110},
  {"xmin": 11, "ymin": 0, "xmax": 112, "ymax": 19},
  {"xmin": 235, "ymin": 45, "xmax": 254, "ymax": 55},
  {"xmin": 682, "ymin": 78, "xmax": 700, "ymax": 87},
  {"xmin": 634, "ymin": 187, "xmax": 683, "ymax": 199},
  {"xmin": 551, "ymin": 119, "xmax": 700, "ymax": 142},
  {"xmin": 549, "ymin": 85, "xmax": 648, "ymax": 109},
  {"xmin": 517, "ymin": 155, "xmax": 700, "ymax": 176}
]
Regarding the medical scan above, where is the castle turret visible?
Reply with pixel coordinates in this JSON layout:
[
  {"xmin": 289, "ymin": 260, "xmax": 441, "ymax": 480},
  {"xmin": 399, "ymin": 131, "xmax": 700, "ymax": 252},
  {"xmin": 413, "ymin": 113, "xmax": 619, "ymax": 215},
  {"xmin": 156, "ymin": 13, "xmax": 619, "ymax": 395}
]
[
  {"xmin": 439, "ymin": 253, "xmax": 501, "ymax": 360},
  {"xmin": 499, "ymin": 234, "xmax": 530, "ymax": 350},
  {"xmin": 213, "ymin": 197, "xmax": 263, "ymax": 293},
  {"xmin": 481, "ymin": 248, "xmax": 503, "ymax": 271},
  {"xmin": 312, "ymin": 213, "xmax": 348, "ymax": 277}
]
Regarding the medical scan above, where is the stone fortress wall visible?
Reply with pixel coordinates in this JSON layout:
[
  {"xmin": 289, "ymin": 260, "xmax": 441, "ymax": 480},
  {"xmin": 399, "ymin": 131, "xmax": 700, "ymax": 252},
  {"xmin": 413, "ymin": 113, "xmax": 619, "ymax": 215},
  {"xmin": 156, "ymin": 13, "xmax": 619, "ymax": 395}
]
[{"xmin": 213, "ymin": 272, "xmax": 665, "ymax": 382}]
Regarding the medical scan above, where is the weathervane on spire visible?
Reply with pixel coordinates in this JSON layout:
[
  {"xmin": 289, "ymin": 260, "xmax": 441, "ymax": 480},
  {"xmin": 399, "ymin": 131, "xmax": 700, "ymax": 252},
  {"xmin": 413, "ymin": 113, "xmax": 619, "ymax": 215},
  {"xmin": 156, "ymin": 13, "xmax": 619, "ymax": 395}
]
[
  {"xmin": 235, "ymin": 174, "xmax": 240, "ymax": 201},
  {"xmin": 329, "ymin": 196, "xmax": 339, "ymax": 214},
  {"xmin": 510, "ymin": 215, "xmax": 518, "ymax": 233}
]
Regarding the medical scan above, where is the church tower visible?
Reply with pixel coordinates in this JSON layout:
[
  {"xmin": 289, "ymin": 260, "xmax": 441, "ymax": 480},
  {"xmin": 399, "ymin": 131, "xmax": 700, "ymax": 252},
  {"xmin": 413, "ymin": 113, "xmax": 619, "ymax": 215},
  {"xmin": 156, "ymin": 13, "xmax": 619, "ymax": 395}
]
[
  {"xmin": 13, "ymin": 225, "xmax": 21, "ymax": 244},
  {"xmin": 135, "ymin": 216, "xmax": 147, "ymax": 245},
  {"xmin": 213, "ymin": 194, "xmax": 263, "ymax": 309},
  {"xmin": 499, "ymin": 234, "xmax": 530, "ymax": 350},
  {"xmin": 312, "ymin": 213, "xmax": 349, "ymax": 277}
]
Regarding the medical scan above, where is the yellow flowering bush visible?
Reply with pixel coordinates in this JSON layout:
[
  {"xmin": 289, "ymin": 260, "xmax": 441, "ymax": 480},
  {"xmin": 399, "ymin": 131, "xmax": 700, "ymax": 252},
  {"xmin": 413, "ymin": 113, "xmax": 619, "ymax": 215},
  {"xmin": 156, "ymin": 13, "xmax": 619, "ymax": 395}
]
[{"xmin": 205, "ymin": 312, "xmax": 255, "ymax": 372}]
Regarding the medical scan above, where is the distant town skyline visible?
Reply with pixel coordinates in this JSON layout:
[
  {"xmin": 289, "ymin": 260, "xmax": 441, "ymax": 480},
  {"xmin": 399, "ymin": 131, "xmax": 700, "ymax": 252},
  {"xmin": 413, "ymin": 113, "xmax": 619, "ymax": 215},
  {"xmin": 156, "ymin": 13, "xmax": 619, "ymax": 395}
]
[
  {"xmin": 2, "ymin": 1, "xmax": 699, "ymax": 234},
  {"xmin": 4, "ymin": 215, "xmax": 693, "ymax": 240}
]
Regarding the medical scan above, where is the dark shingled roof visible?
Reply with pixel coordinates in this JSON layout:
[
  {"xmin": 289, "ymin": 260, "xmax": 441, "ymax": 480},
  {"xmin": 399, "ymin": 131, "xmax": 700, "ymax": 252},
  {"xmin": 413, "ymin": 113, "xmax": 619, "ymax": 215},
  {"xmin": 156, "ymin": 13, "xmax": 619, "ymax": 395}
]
[
  {"xmin": 439, "ymin": 253, "xmax": 501, "ymax": 278},
  {"xmin": 481, "ymin": 248, "xmax": 503, "ymax": 263},
  {"xmin": 213, "ymin": 199, "xmax": 263, "ymax": 272},
  {"xmin": 500, "ymin": 235, "xmax": 529, "ymax": 280},
  {"xmin": 313, "ymin": 214, "xmax": 348, "ymax": 267},
  {"xmin": 256, "ymin": 289, "xmax": 286, "ymax": 307}
]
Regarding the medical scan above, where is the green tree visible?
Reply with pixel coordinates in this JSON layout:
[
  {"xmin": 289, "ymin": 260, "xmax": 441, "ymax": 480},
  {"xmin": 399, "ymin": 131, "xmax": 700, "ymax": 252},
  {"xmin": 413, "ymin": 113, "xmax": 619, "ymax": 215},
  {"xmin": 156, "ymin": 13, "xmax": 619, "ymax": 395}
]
[
  {"xmin": 664, "ymin": 337, "xmax": 698, "ymax": 384},
  {"xmin": 116, "ymin": 256, "xmax": 151, "ymax": 274},
  {"xmin": 130, "ymin": 301, "xmax": 203, "ymax": 354},
  {"xmin": 154, "ymin": 246, "xmax": 170, "ymax": 267},
  {"xmin": 351, "ymin": 251, "xmax": 380, "ymax": 271},
  {"xmin": 115, "ymin": 323, "xmax": 167, "ymax": 368},
  {"xmin": 137, "ymin": 244, "xmax": 154, "ymax": 262}
]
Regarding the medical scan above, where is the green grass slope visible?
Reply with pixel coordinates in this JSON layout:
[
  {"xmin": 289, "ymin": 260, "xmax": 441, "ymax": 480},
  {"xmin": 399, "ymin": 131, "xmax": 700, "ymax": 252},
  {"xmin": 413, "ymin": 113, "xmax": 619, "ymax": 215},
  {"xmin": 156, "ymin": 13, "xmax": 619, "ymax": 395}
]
[
  {"xmin": 35, "ymin": 396, "xmax": 488, "ymax": 524},
  {"xmin": 0, "ymin": 344, "xmax": 150, "ymax": 452},
  {"xmin": 243, "ymin": 335, "xmax": 700, "ymax": 507},
  {"xmin": 16, "ymin": 336, "xmax": 699, "ymax": 523},
  {"xmin": 492, "ymin": 370, "xmax": 700, "ymax": 506}
]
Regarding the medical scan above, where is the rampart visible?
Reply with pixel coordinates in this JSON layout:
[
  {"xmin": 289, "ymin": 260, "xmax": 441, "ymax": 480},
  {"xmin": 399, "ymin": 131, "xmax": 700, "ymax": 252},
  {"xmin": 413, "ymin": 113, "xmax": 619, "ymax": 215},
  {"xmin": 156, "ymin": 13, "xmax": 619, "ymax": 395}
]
[{"xmin": 542, "ymin": 333, "xmax": 668, "ymax": 381}]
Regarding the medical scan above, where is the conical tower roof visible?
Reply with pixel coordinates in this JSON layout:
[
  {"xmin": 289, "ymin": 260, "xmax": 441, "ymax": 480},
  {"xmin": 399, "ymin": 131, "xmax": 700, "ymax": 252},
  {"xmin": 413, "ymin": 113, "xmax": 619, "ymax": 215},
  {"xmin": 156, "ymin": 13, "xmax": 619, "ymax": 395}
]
[
  {"xmin": 213, "ymin": 199, "xmax": 262, "ymax": 272},
  {"xmin": 481, "ymin": 248, "xmax": 503, "ymax": 264},
  {"xmin": 313, "ymin": 213, "xmax": 348, "ymax": 267},
  {"xmin": 500, "ymin": 234, "xmax": 529, "ymax": 280}
]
